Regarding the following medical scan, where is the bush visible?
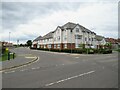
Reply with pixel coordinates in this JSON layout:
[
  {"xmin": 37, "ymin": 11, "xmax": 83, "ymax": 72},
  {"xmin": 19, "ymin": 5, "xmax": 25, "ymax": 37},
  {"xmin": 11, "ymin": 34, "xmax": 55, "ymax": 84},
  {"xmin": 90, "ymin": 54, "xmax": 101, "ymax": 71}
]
[
  {"xmin": 30, "ymin": 47, "xmax": 112, "ymax": 54},
  {"xmin": 100, "ymin": 49, "xmax": 112, "ymax": 54},
  {"xmin": 61, "ymin": 49, "xmax": 71, "ymax": 53},
  {"xmin": 93, "ymin": 49, "xmax": 99, "ymax": 54},
  {"xmin": 116, "ymin": 49, "xmax": 120, "ymax": 52},
  {"xmin": 88, "ymin": 49, "xmax": 94, "ymax": 54}
]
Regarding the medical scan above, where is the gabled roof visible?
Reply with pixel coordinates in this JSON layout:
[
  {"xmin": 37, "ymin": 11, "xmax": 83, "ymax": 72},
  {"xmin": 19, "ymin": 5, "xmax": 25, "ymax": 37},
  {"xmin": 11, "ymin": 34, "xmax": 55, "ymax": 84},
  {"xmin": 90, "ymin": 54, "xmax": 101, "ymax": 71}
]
[
  {"xmin": 78, "ymin": 24, "xmax": 91, "ymax": 33},
  {"xmin": 60, "ymin": 22, "xmax": 95, "ymax": 34},
  {"xmin": 95, "ymin": 35, "xmax": 104, "ymax": 41},
  {"xmin": 33, "ymin": 36, "xmax": 42, "ymax": 41},
  {"xmin": 105, "ymin": 38, "xmax": 118, "ymax": 44},
  {"xmin": 61, "ymin": 22, "xmax": 77, "ymax": 29},
  {"xmin": 42, "ymin": 32, "xmax": 53, "ymax": 39}
]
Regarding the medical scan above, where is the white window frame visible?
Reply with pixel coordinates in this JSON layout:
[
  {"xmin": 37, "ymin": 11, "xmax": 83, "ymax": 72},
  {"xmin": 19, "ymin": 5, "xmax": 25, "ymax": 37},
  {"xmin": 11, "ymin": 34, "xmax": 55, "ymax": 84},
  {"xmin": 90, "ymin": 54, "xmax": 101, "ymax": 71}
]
[
  {"xmin": 85, "ymin": 37, "xmax": 87, "ymax": 41},
  {"xmin": 54, "ymin": 44, "xmax": 56, "ymax": 48},
  {"xmin": 76, "ymin": 28, "xmax": 79, "ymax": 32},
  {"xmin": 75, "ymin": 35, "xmax": 82, "ymax": 39},
  {"xmin": 48, "ymin": 44, "xmax": 51, "ymax": 48},
  {"xmin": 64, "ymin": 44, "xmax": 67, "ymax": 48},
  {"xmin": 58, "ymin": 36, "xmax": 60, "ymax": 41},
  {"xmin": 64, "ymin": 35, "xmax": 67, "ymax": 40},
  {"xmin": 57, "ymin": 44, "xmax": 60, "ymax": 48}
]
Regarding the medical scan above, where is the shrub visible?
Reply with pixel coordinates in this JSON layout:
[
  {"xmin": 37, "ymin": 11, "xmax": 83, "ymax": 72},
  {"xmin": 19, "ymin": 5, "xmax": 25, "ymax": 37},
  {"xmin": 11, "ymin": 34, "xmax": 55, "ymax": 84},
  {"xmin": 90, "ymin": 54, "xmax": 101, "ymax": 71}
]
[
  {"xmin": 93, "ymin": 49, "xmax": 99, "ymax": 54},
  {"xmin": 88, "ymin": 49, "xmax": 94, "ymax": 54},
  {"xmin": 100, "ymin": 49, "xmax": 112, "ymax": 54},
  {"xmin": 61, "ymin": 49, "xmax": 71, "ymax": 53}
]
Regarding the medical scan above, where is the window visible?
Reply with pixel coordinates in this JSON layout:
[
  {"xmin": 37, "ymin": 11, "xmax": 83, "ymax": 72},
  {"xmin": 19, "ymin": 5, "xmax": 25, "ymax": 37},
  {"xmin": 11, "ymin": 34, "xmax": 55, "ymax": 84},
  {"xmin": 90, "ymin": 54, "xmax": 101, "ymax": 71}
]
[
  {"xmin": 85, "ymin": 37, "xmax": 87, "ymax": 41},
  {"xmin": 57, "ymin": 44, "xmax": 60, "ymax": 48},
  {"xmin": 64, "ymin": 35, "xmax": 67, "ymax": 40},
  {"xmin": 43, "ymin": 45, "xmax": 46, "ymax": 48},
  {"xmin": 89, "ymin": 38, "xmax": 91, "ymax": 41},
  {"xmin": 48, "ymin": 44, "xmax": 51, "ymax": 48},
  {"xmin": 37, "ymin": 45, "xmax": 40, "ymax": 48},
  {"xmin": 64, "ymin": 44, "xmax": 67, "ymax": 48},
  {"xmin": 92, "ymin": 38, "xmax": 94, "ymax": 41},
  {"xmin": 76, "ymin": 28, "xmax": 79, "ymax": 32},
  {"xmin": 54, "ymin": 44, "xmax": 56, "ymax": 48},
  {"xmin": 75, "ymin": 35, "xmax": 82, "ymax": 39},
  {"xmin": 58, "ymin": 36, "xmax": 60, "ymax": 41}
]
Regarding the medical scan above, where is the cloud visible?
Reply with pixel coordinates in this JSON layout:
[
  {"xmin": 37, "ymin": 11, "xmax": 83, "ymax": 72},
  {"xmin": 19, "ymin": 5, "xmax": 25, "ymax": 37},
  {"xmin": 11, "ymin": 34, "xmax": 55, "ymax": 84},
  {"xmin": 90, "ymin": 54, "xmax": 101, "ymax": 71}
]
[{"xmin": 1, "ymin": 1, "xmax": 118, "ymax": 44}]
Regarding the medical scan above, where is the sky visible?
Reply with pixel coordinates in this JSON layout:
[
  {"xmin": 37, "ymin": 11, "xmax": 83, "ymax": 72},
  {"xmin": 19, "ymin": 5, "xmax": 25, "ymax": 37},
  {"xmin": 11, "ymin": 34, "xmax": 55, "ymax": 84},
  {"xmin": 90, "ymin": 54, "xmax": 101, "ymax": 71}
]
[{"xmin": 0, "ymin": 0, "xmax": 119, "ymax": 44}]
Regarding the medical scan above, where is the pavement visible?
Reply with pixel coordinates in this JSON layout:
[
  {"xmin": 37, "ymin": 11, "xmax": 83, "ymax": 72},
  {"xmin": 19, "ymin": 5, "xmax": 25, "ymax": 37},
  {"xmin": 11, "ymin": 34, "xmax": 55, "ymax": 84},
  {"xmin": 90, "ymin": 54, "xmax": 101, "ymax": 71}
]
[
  {"xmin": 0, "ymin": 48, "xmax": 38, "ymax": 71},
  {"xmin": 2, "ymin": 47, "xmax": 118, "ymax": 88}
]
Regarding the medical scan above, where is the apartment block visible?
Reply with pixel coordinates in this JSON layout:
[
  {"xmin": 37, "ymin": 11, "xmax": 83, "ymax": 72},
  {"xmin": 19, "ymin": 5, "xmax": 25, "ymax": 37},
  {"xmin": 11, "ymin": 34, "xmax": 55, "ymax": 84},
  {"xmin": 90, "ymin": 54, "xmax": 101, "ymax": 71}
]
[{"xmin": 32, "ymin": 22, "xmax": 106, "ymax": 49}]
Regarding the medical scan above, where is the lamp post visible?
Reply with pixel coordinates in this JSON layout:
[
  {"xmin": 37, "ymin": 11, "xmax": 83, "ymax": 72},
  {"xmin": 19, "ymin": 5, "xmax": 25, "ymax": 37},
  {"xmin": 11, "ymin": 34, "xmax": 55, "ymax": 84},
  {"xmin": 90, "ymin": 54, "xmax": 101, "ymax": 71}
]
[
  {"xmin": 9, "ymin": 32, "xmax": 11, "ymax": 48},
  {"xmin": 17, "ymin": 39, "xmax": 19, "ymax": 47}
]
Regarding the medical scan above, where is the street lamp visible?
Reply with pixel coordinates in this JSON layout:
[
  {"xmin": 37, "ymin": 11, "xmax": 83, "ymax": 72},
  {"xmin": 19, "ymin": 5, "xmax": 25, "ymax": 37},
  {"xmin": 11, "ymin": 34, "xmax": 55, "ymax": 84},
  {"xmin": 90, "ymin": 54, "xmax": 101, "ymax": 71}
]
[
  {"xmin": 17, "ymin": 39, "xmax": 19, "ymax": 47},
  {"xmin": 9, "ymin": 32, "xmax": 11, "ymax": 48}
]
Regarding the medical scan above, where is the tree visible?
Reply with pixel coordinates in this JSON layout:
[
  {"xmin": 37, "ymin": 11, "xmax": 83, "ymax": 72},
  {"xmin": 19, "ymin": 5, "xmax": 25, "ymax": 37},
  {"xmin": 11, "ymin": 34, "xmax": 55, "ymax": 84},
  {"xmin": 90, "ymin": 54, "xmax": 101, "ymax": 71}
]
[
  {"xmin": 79, "ymin": 43, "xmax": 85, "ymax": 49},
  {"xmin": 26, "ymin": 40, "xmax": 32, "ymax": 47},
  {"xmin": 20, "ymin": 43, "xmax": 24, "ymax": 47},
  {"xmin": 105, "ymin": 42, "xmax": 112, "ymax": 49}
]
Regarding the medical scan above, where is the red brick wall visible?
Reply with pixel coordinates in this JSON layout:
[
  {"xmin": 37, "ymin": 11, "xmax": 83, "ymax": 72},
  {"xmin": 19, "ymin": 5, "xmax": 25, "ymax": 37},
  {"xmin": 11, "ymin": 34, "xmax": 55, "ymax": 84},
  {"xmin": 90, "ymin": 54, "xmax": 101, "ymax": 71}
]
[
  {"xmin": 67, "ymin": 43, "xmax": 75, "ymax": 49},
  {"xmin": 40, "ymin": 43, "xmax": 75, "ymax": 50}
]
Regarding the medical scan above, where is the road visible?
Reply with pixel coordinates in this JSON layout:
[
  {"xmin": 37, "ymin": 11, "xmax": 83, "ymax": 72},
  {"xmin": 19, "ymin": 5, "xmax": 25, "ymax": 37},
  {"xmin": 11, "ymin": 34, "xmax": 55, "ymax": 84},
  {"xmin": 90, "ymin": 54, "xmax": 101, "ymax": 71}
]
[{"xmin": 2, "ymin": 47, "xmax": 118, "ymax": 88}]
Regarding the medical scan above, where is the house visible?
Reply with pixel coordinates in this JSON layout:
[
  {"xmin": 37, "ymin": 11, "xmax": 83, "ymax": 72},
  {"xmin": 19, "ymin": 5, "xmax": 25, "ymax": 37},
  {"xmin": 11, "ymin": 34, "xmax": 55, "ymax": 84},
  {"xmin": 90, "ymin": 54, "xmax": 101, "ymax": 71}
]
[
  {"xmin": 32, "ymin": 22, "xmax": 106, "ymax": 49},
  {"xmin": 95, "ymin": 35, "xmax": 106, "ymax": 49},
  {"xmin": 105, "ymin": 38, "xmax": 118, "ymax": 49},
  {"xmin": 32, "ymin": 36, "xmax": 42, "ymax": 48},
  {"xmin": 2, "ymin": 41, "xmax": 13, "ymax": 47}
]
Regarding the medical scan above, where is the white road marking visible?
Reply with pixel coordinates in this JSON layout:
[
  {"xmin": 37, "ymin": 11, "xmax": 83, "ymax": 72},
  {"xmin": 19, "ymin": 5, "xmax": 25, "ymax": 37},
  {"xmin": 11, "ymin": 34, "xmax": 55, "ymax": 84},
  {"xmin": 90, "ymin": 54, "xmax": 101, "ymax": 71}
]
[
  {"xmin": 45, "ymin": 70, "xmax": 95, "ymax": 87},
  {"xmin": 62, "ymin": 64, "xmax": 65, "ymax": 65},
  {"xmin": 20, "ymin": 69, "xmax": 27, "ymax": 72},
  {"xmin": 36, "ymin": 67, "xmax": 40, "ymax": 69},
  {"xmin": 32, "ymin": 68, "xmax": 36, "ymax": 70},
  {"xmin": 75, "ymin": 57, "xmax": 79, "ymax": 58},
  {"xmin": 31, "ymin": 67, "xmax": 40, "ymax": 70},
  {"xmin": 4, "ymin": 71, "xmax": 15, "ymax": 74},
  {"xmin": 25, "ymin": 57, "xmax": 36, "ymax": 58}
]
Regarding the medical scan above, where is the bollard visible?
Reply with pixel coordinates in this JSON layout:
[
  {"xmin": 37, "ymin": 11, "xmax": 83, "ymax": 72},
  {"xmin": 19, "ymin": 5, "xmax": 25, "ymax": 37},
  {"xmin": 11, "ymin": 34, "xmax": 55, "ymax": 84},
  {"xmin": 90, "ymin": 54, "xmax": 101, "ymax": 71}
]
[
  {"xmin": 8, "ymin": 52, "xmax": 10, "ymax": 60},
  {"xmin": 13, "ymin": 53, "xmax": 15, "ymax": 59}
]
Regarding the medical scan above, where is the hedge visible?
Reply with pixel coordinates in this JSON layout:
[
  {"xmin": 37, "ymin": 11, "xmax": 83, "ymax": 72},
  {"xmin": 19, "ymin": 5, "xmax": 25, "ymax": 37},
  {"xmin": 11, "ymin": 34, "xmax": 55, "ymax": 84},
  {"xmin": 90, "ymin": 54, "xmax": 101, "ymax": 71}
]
[{"xmin": 30, "ymin": 47, "xmax": 112, "ymax": 54}]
